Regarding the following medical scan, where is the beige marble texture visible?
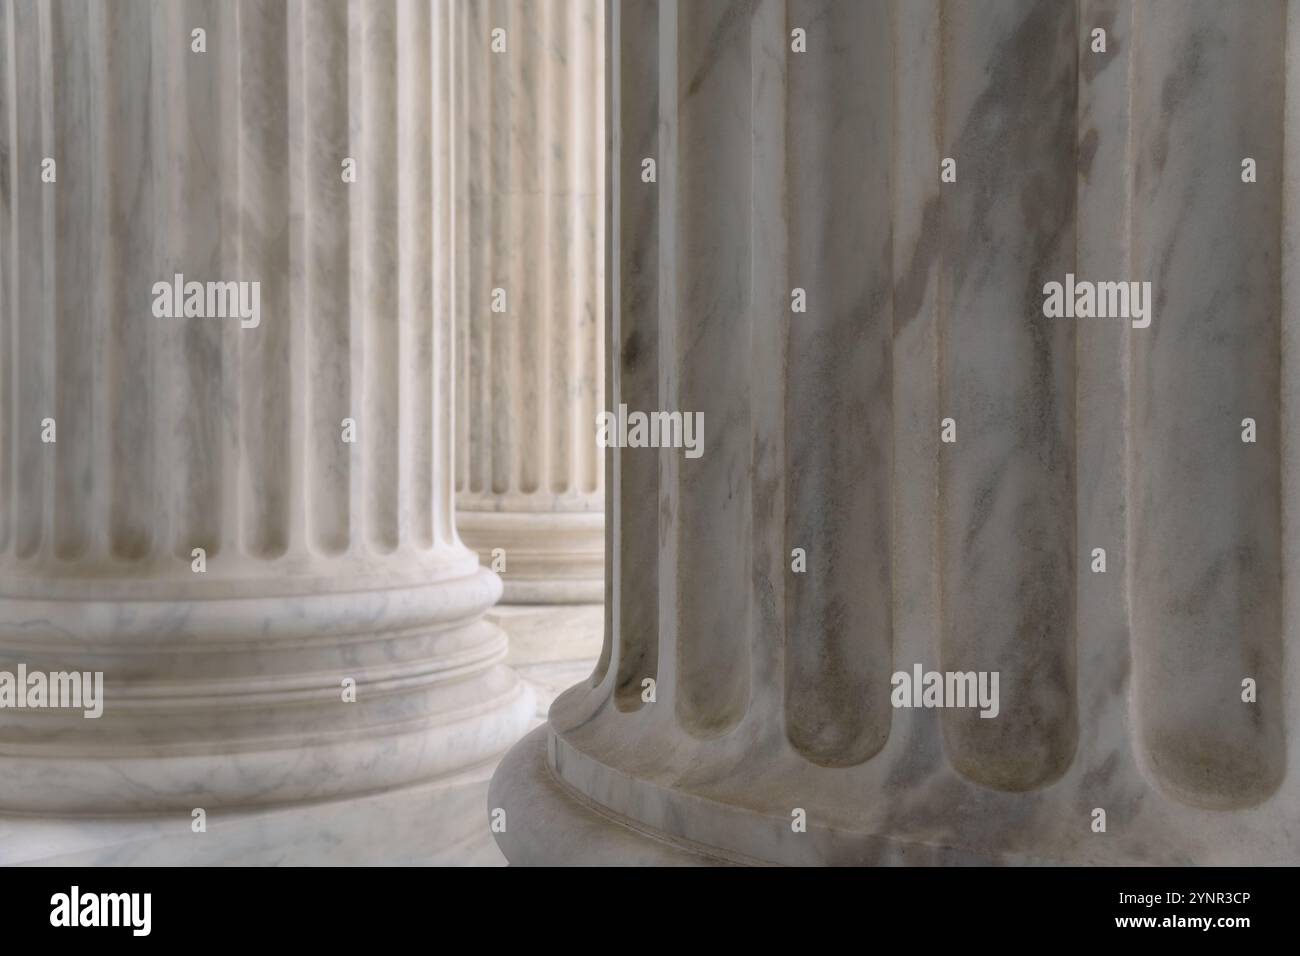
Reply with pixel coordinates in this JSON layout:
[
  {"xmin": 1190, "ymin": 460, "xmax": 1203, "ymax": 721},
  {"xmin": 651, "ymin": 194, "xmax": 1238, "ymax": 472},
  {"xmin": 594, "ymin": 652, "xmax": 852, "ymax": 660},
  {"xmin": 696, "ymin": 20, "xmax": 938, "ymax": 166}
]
[
  {"xmin": 1, "ymin": 761, "xmax": 508, "ymax": 866},
  {"xmin": 0, "ymin": 0, "xmax": 531, "ymax": 860},
  {"xmin": 495, "ymin": 602, "xmax": 604, "ymax": 718},
  {"xmin": 452, "ymin": 0, "xmax": 607, "ymax": 714},
  {"xmin": 491, "ymin": 0, "xmax": 1300, "ymax": 866},
  {"xmin": 454, "ymin": 0, "xmax": 605, "ymax": 606}
]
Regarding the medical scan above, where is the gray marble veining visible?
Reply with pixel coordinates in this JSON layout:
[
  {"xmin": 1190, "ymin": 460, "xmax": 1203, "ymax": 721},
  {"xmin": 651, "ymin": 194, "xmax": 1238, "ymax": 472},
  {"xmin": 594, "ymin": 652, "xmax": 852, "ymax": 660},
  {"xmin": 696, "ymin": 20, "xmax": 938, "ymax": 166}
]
[
  {"xmin": 492, "ymin": 0, "xmax": 1300, "ymax": 866},
  {"xmin": 0, "ymin": 0, "xmax": 533, "ymax": 831}
]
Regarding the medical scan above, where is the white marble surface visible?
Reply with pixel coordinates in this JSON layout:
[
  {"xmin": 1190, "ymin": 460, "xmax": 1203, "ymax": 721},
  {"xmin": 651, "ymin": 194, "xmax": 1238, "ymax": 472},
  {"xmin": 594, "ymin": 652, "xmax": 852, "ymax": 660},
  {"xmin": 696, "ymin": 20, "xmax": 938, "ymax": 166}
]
[
  {"xmin": 450, "ymin": 0, "xmax": 606, "ymax": 739},
  {"xmin": 454, "ymin": 0, "xmax": 606, "ymax": 608},
  {"xmin": 0, "ymin": 760, "xmax": 506, "ymax": 866},
  {"xmin": 494, "ymin": 603, "xmax": 603, "ymax": 716},
  {"xmin": 492, "ymin": 0, "xmax": 1300, "ymax": 866},
  {"xmin": 0, "ymin": 0, "xmax": 533, "ymax": 848}
]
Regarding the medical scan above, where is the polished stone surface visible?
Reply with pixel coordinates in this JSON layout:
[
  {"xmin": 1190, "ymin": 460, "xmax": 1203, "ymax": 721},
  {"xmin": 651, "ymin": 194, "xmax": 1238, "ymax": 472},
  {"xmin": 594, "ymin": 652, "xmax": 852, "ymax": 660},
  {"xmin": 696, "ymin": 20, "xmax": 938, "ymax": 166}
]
[
  {"xmin": 1, "ymin": 760, "xmax": 506, "ymax": 866},
  {"xmin": 454, "ymin": 0, "xmax": 606, "ymax": 608},
  {"xmin": 0, "ymin": 1, "xmax": 532, "ymax": 837},
  {"xmin": 452, "ymin": 0, "xmax": 606, "ymax": 722},
  {"xmin": 492, "ymin": 0, "xmax": 1300, "ymax": 866},
  {"xmin": 496, "ymin": 603, "xmax": 604, "ymax": 716}
]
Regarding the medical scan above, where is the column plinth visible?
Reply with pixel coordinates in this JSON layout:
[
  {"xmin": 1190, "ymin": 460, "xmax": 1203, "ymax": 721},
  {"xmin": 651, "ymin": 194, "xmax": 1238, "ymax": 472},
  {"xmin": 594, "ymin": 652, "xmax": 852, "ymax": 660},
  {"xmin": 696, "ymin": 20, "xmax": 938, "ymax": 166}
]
[{"xmin": 455, "ymin": 511, "xmax": 603, "ymax": 605}]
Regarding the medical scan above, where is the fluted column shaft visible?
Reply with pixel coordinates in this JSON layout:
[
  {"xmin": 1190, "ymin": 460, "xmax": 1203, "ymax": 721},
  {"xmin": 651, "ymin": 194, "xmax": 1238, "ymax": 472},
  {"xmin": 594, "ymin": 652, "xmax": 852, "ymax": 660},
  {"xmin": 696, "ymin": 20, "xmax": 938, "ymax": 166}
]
[
  {"xmin": 492, "ymin": 0, "xmax": 1299, "ymax": 865},
  {"xmin": 454, "ymin": 0, "xmax": 605, "ymax": 605},
  {"xmin": 0, "ymin": 0, "xmax": 532, "ymax": 814}
]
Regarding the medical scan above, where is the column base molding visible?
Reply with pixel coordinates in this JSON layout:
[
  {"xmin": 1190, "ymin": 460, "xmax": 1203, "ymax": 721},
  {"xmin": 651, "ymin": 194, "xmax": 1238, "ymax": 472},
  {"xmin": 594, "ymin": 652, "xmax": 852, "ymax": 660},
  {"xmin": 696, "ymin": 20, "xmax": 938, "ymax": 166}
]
[
  {"xmin": 496, "ymin": 711, "xmax": 1298, "ymax": 866},
  {"xmin": 491, "ymin": 727, "xmax": 1026, "ymax": 866},
  {"xmin": 0, "ymin": 757, "xmax": 509, "ymax": 866},
  {"xmin": 488, "ymin": 727, "xmax": 728, "ymax": 866},
  {"xmin": 0, "ymin": 568, "xmax": 535, "ymax": 814},
  {"xmin": 457, "ymin": 512, "xmax": 603, "ymax": 604},
  {"xmin": 492, "ymin": 604, "xmax": 603, "ymax": 717}
]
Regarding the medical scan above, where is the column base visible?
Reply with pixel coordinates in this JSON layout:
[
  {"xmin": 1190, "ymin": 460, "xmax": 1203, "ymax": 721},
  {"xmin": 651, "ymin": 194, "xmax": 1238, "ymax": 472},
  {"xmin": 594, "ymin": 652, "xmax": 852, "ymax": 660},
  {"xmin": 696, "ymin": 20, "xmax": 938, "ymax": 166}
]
[
  {"xmin": 0, "ymin": 758, "xmax": 508, "ymax": 866},
  {"xmin": 457, "ymin": 511, "xmax": 604, "ymax": 604},
  {"xmin": 491, "ymin": 725, "xmax": 1048, "ymax": 867},
  {"xmin": 487, "ymin": 726, "xmax": 728, "ymax": 866},
  {"xmin": 493, "ymin": 604, "xmax": 603, "ymax": 717},
  {"xmin": 0, "ymin": 568, "xmax": 536, "ymax": 813}
]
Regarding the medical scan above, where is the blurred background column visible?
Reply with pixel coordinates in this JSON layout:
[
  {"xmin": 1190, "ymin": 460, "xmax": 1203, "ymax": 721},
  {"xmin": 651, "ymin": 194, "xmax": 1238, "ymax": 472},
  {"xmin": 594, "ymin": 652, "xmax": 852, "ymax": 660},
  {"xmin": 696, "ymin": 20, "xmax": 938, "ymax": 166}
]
[{"xmin": 455, "ymin": 0, "xmax": 605, "ymax": 716}]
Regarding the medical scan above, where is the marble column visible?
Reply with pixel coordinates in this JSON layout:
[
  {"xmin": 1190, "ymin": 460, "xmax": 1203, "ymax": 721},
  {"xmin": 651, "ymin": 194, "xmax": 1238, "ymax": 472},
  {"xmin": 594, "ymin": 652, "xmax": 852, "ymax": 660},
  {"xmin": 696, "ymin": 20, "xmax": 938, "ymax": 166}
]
[
  {"xmin": 454, "ymin": 0, "xmax": 605, "ymax": 713},
  {"xmin": 0, "ymin": 0, "xmax": 532, "ymax": 838},
  {"xmin": 490, "ymin": 0, "xmax": 1300, "ymax": 865}
]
